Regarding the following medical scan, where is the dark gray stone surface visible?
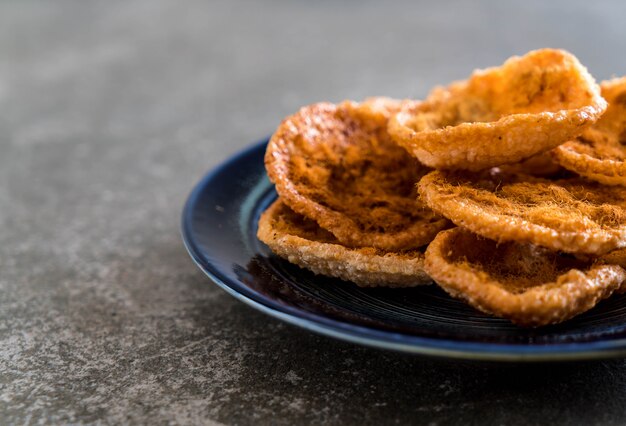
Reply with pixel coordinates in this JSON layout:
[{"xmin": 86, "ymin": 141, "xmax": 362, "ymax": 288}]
[{"xmin": 3, "ymin": 1, "xmax": 626, "ymax": 424}]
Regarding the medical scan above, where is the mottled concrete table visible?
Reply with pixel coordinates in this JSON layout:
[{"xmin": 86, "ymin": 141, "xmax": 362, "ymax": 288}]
[{"xmin": 3, "ymin": 1, "xmax": 626, "ymax": 424}]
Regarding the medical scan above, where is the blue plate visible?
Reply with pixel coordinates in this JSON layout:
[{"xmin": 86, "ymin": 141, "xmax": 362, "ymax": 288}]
[{"xmin": 182, "ymin": 139, "xmax": 626, "ymax": 361}]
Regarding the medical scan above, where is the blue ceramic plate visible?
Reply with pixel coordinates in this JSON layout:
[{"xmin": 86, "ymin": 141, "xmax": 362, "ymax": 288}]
[{"xmin": 182, "ymin": 139, "xmax": 626, "ymax": 361}]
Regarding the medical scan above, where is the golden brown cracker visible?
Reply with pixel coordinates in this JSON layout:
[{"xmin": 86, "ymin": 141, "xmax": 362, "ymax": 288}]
[
  {"xmin": 266, "ymin": 97, "xmax": 448, "ymax": 251},
  {"xmin": 554, "ymin": 77, "xmax": 626, "ymax": 185},
  {"xmin": 418, "ymin": 170, "xmax": 626, "ymax": 254},
  {"xmin": 424, "ymin": 228, "xmax": 626, "ymax": 326},
  {"xmin": 257, "ymin": 199, "xmax": 431, "ymax": 287},
  {"xmin": 389, "ymin": 49, "xmax": 606, "ymax": 171}
]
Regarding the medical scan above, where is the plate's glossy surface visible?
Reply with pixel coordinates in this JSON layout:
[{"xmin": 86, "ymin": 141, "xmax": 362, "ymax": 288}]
[{"xmin": 182, "ymin": 139, "xmax": 626, "ymax": 361}]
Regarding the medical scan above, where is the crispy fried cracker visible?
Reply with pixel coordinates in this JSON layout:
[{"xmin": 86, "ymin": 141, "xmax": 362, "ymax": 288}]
[
  {"xmin": 257, "ymin": 199, "xmax": 431, "ymax": 287},
  {"xmin": 553, "ymin": 77, "xmax": 626, "ymax": 185},
  {"xmin": 424, "ymin": 228, "xmax": 626, "ymax": 326},
  {"xmin": 388, "ymin": 49, "xmax": 606, "ymax": 171},
  {"xmin": 265, "ymin": 97, "xmax": 448, "ymax": 251},
  {"xmin": 418, "ymin": 170, "xmax": 626, "ymax": 254}
]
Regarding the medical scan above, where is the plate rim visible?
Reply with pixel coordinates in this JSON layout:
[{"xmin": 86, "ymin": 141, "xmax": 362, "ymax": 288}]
[{"xmin": 181, "ymin": 139, "xmax": 626, "ymax": 362}]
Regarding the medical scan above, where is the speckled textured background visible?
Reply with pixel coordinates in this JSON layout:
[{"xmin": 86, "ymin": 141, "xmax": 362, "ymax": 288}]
[{"xmin": 3, "ymin": 1, "xmax": 626, "ymax": 424}]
